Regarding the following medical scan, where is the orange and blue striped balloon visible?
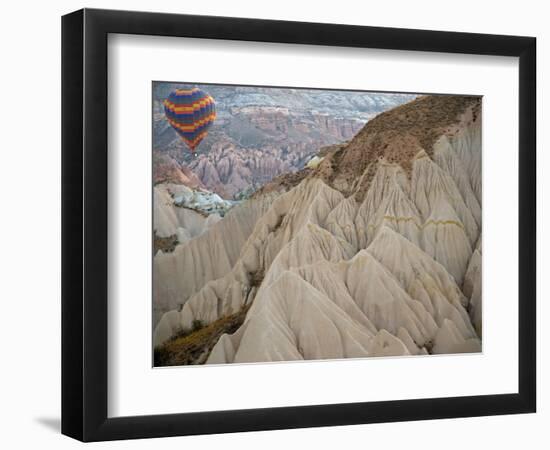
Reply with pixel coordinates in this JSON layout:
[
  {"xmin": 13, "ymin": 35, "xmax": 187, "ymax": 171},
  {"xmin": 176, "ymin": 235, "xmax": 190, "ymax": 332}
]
[{"xmin": 163, "ymin": 88, "xmax": 216, "ymax": 153}]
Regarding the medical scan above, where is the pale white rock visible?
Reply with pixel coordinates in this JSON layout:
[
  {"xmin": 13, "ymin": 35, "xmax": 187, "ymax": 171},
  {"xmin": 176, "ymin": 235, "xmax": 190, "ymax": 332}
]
[
  {"xmin": 343, "ymin": 251, "xmax": 438, "ymax": 346},
  {"xmin": 433, "ymin": 135, "xmax": 481, "ymax": 227},
  {"xmin": 475, "ymin": 234, "xmax": 482, "ymax": 252},
  {"xmin": 306, "ymin": 155, "xmax": 324, "ymax": 169},
  {"xmin": 366, "ymin": 178, "xmax": 422, "ymax": 248},
  {"xmin": 355, "ymin": 163, "xmax": 409, "ymax": 248},
  {"xmin": 397, "ymin": 327, "xmax": 428, "ymax": 355},
  {"xmin": 411, "ymin": 150, "xmax": 479, "ymax": 246},
  {"xmin": 237, "ymin": 178, "xmax": 346, "ymax": 278},
  {"xmin": 366, "ymin": 329, "xmax": 411, "ymax": 357},
  {"xmin": 206, "ymin": 249, "xmax": 441, "ymax": 362},
  {"xmin": 446, "ymin": 117, "xmax": 482, "ymax": 204},
  {"xmin": 464, "ymin": 247, "xmax": 482, "ymax": 336},
  {"xmin": 325, "ymin": 196, "xmax": 359, "ymax": 250},
  {"xmin": 155, "ymin": 179, "xmax": 348, "ymax": 342},
  {"xmin": 153, "ymin": 310, "xmax": 183, "ymax": 349},
  {"xmin": 421, "ymin": 195, "xmax": 473, "ymax": 285},
  {"xmin": 288, "ymin": 261, "xmax": 379, "ymax": 335},
  {"xmin": 168, "ymin": 183, "xmax": 236, "ymax": 217},
  {"xmin": 432, "ymin": 319, "xmax": 481, "ymax": 354},
  {"xmin": 153, "ymin": 193, "xmax": 276, "ymax": 325},
  {"xmin": 153, "ymin": 185, "xmax": 190, "ymax": 238},
  {"xmin": 175, "ymin": 227, "xmax": 192, "ymax": 245},
  {"xmin": 154, "ymin": 184, "xmax": 217, "ymax": 239},
  {"xmin": 206, "ymin": 331, "xmax": 239, "ymax": 364},
  {"xmin": 210, "ymin": 271, "xmax": 375, "ymax": 363},
  {"xmin": 367, "ymin": 227, "xmax": 477, "ymax": 341},
  {"xmin": 266, "ymin": 223, "xmax": 355, "ymax": 284},
  {"xmin": 205, "ymin": 213, "xmax": 223, "ymax": 228}
]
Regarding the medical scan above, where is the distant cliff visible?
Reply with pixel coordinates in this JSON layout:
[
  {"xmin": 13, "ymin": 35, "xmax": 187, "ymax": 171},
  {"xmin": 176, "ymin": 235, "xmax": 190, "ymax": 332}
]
[{"xmin": 153, "ymin": 84, "xmax": 415, "ymax": 198}]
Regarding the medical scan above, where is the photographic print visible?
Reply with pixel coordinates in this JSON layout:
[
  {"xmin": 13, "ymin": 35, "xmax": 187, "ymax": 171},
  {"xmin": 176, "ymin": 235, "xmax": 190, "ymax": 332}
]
[{"xmin": 152, "ymin": 82, "xmax": 482, "ymax": 367}]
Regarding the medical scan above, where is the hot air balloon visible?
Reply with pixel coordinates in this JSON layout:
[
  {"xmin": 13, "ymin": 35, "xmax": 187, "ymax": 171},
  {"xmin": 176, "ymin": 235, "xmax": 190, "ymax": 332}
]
[{"xmin": 163, "ymin": 88, "xmax": 216, "ymax": 153}]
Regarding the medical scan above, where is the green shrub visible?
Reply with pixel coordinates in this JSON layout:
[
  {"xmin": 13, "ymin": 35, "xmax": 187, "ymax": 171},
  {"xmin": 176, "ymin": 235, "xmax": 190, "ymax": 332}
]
[{"xmin": 191, "ymin": 319, "xmax": 205, "ymax": 332}]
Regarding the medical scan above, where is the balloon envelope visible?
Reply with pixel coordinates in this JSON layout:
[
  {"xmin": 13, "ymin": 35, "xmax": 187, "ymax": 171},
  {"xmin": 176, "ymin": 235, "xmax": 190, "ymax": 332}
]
[{"xmin": 163, "ymin": 88, "xmax": 216, "ymax": 152}]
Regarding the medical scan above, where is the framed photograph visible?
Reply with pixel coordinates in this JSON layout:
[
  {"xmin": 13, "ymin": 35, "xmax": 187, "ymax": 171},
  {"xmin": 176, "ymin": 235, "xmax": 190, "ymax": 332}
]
[{"xmin": 62, "ymin": 8, "xmax": 536, "ymax": 442}]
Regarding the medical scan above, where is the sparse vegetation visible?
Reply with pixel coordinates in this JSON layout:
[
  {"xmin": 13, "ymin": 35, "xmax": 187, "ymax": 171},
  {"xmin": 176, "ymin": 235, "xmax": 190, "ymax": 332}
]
[
  {"xmin": 249, "ymin": 268, "xmax": 265, "ymax": 288},
  {"xmin": 317, "ymin": 142, "xmax": 347, "ymax": 158},
  {"xmin": 191, "ymin": 319, "xmax": 205, "ymax": 332},
  {"xmin": 153, "ymin": 232, "xmax": 178, "ymax": 254},
  {"xmin": 154, "ymin": 304, "xmax": 251, "ymax": 366}
]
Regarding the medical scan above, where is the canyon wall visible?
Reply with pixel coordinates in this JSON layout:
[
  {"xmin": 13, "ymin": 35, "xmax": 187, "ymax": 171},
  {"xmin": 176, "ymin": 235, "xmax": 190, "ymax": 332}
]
[{"xmin": 153, "ymin": 85, "xmax": 415, "ymax": 198}]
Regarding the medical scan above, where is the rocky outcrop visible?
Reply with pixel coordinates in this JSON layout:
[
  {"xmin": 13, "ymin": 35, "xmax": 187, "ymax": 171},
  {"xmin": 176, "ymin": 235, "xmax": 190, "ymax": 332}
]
[
  {"xmin": 153, "ymin": 95, "xmax": 482, "ymax": 364},
  {"xmin": 154, "ymin": 185, "xmax": 215, "ymax": 241},
  {"xmin": 153, "ymin": 152, "xmax": 204, "ymax": 188}
]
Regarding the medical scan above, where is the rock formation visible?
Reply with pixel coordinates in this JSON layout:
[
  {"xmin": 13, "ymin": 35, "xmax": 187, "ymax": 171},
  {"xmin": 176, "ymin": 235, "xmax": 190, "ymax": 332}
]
[
  {"xmin": 153, "ymin": 152, "xmax": 204, "ymax": 188},
  {"xmin": 153, "ymin": 95, "xmax": 482, "ymax": 365}
]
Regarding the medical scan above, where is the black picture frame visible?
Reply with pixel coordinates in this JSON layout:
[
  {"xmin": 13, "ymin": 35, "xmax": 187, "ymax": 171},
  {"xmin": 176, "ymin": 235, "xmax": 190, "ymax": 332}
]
[{"xmin": 62, "ymin": 8, "xmax": 536, "ymax": 442}]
